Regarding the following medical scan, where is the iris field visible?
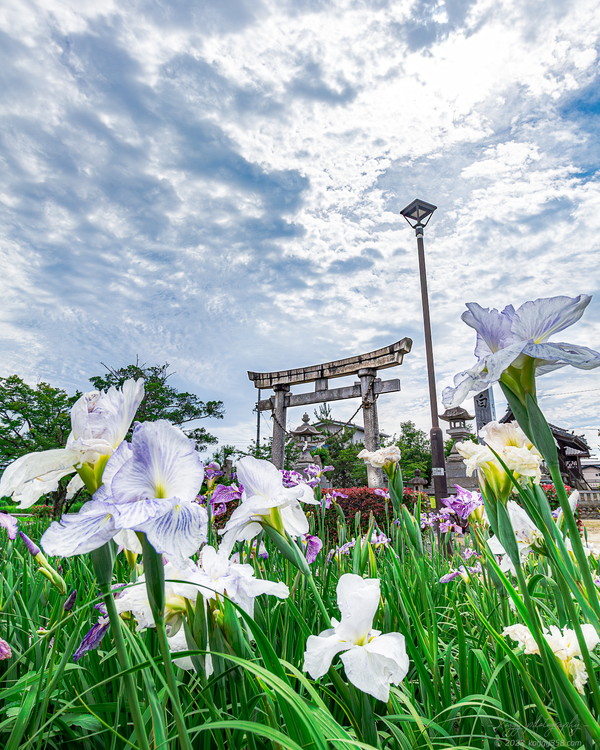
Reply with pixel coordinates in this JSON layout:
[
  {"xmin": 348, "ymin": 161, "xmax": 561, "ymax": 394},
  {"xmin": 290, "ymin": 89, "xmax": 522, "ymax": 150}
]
[{"xmin": 1, "ymin": 294, "xmax": 600, "ymax": 750}]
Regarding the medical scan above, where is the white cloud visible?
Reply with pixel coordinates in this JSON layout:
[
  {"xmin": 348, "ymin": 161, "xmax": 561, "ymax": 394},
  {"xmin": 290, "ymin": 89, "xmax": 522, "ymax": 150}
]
[{"xmin": 0, "ymin": 0, "xmax": 599, "ymax": 461}]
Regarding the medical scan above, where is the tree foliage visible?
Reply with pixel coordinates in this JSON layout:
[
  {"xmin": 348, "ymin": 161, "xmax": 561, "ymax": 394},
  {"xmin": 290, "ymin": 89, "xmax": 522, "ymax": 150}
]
[
  {"xmin": 0, "ymin": 375, "xmax": 80, "ymax": 517},
  {"xmin": 89, "ymin": 361, "xmax": 225, "ymax": 451},
  {"xmin": 0, "ymin": 362, "xmax": 226, "ymax": 517},
  {"xmin": 311, "ymin": 405, "xmax": 368, "ymax": 487},
  {"xmin": 386, "ymin": 420, "xmax": 432, "ymax": 482},
  {"xmin": 0, "ymin": 376, "xmax": 76, "ymax": 471}
]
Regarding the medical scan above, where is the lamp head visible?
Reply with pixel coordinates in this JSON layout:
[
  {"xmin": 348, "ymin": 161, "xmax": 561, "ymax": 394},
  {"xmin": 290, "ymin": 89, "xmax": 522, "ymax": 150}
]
[{"xmin": 400, "ymin": 199, "xmax": 437, "ymax": 230}]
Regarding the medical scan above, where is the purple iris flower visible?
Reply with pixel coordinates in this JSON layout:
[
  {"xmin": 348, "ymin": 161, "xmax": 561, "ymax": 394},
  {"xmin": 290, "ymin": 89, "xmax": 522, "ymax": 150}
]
[
  {"xmin": 304, "ymin": 464, "xmax": 334, "ymax": 487},
  {"xmin": 19, "ymin": 531, "xmax": 41, "ymax": 556},
  {"xmin": 373, "ymin": 488, "xmax": 390, "ymax": 500},
  {"xmin": 280, "ymin": 469, "xmax": 305, "ymax": 488},
  {"xmin": 63, "ymin": 590, "xmax": 77, "ymax": 612},
  {"xmin": 204, "ymin": 462, "xmax": 224, "ymax": 481},
  {"xmin": 327, "ymin": 539, "xmax": 355, "ymax": 562},
  {"xmin": 322, "ymin": 490, "xmax": 347, "ymax": 509},
  {"xmin": 439, "ymin": 518, "xmax": 463, "ymax": 533},
  {"xmin": 441, "ymin": 486, "xmax": 483, "ymax": 520},
  {"xmin": 0, "ymin": 512, "xmax": 18, "ymax": 540},
  {"xmin": 73, "ymin": 618, "xmax": 110, "ymax": 661},
  {"xmin": 303, "ymin": 534, "xmax": 323, "ymax": 563},
  {"xmin": 439, "ymin": 562, "xmax": 482, "ymax": 583},
  {"xmin": 366, "ymin": 531, "xmax": 391, "ymax": 549},
  {"xmin": 209, "ymin": 483, "xmax": 242, "ymax": 516}
]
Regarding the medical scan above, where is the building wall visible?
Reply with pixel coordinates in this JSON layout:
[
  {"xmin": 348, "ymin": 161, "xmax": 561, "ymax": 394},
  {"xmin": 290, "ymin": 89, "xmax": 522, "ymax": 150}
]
[{"xmin": 583, "ymin": 465, "xmax": 600, "ymax": 489}]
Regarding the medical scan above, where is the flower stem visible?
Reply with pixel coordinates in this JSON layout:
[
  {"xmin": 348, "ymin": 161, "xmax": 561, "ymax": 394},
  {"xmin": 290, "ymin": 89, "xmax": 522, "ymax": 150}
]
[
  {"xmin": 305, "ymin": 568, "xmax": 331, "ymax": 628},
  {"xmin": 549, "ymin": 464, "xmax": 600, "ymax": 621},
  {"xmin": 139, "ymin": 535, "xmax": 192, "ymax": 750},
  {"xmin": 154, "ymin": 618, "xmax": 193, "ymax": 750},
  {"xmin": 101, "ymin": 587, "xmax": 151, "ymax": 750}
]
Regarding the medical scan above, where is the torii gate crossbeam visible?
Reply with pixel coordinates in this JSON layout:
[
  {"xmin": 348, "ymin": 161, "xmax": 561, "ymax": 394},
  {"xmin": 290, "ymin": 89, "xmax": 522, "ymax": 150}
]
[{"xmin": 248, "ymin": 338, "xmax": 412, "ymax": 487}]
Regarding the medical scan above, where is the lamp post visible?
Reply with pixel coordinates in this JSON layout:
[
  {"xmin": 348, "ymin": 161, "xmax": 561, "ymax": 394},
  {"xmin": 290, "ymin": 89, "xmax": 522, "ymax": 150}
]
[{"xmin": 400, "ymin": 198, "xmax": 448, "ymax": 508}]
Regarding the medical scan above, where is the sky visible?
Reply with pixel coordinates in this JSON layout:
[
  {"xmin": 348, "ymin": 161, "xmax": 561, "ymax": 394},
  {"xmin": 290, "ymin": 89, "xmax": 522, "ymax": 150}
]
[{"xmin": 1, "ymin": 0, "xmax": 599, "ymax": 459}]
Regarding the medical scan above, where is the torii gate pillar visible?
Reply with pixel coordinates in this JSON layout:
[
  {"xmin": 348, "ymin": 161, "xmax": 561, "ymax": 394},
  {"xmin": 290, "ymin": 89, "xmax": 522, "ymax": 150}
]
[
  {"xmin": 271, "ymin": 384, "xmax": 289, "ymax": 470},
  {"xmin": 358, "ymin": 367, "xmax": 384, "ymax": 487}
]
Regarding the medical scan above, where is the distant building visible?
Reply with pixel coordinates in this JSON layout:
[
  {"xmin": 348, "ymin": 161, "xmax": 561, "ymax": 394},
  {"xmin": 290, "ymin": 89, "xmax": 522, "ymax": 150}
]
[
  {"xmin": 582, "ymin": 461, "xmax": 600, "ymax": 490},
  {"xmin": 313, "ymin": 420, "xmax": 389, "ymax": 446}
]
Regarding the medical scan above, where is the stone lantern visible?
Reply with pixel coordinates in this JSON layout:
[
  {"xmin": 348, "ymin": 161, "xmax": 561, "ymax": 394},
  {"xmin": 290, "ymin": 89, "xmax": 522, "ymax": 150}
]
[
  {"xmin": 439, "ymin": 406, "xmax": 479, "ymax": 492},
  {"xmin": 290, "ymin": 414, "xmax": 324, "ymax": 474},
  {"xmin": 407, "ymin": 469, "xmax": 428, "ymax": 494}
]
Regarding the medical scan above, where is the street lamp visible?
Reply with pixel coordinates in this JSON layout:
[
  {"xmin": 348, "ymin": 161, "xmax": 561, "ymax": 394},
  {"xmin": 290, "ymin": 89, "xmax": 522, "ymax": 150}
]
[{"xmin": 400, "ymin": 198, "xmax": 448, "ymax": 508}]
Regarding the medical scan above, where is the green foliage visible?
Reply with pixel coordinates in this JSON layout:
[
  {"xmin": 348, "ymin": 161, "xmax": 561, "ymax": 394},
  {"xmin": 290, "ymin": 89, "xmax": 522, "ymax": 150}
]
[
  {"xmin": 240, "ymin": 439, "xmax": 302, "ymax": 470},
  {"xmin": 0, "ymin": 375, "xmax": 76, "ymax": 471},
  {"xmin": 386, "ymin": 420, "xmax": 432, "ymax": 482},
  {"xmin": 311, "ymin": 404, "xmax": 368, "ymax": 486},
  {"xmin": 88, "ymin": 360, "xmax": 225, "ymax": 451},
  {"xmin": 211, "ymin": 443, "xmax": 238, "ymax": 465},
  {"xmin": 0, "ymin": 376, "xmax": 82, "ymax": 517}
]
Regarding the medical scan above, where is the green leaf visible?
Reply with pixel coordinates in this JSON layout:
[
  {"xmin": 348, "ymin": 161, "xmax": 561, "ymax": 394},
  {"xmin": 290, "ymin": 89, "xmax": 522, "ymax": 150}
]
[{"xmin": 525, "ymin": 392, "xmax": 559, "ymax": 467}]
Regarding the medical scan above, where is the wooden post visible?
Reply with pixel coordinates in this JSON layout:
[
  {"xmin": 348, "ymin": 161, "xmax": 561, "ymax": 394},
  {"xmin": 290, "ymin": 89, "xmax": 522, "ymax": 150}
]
[
  {"xmin": 271, "ymin": 384, "xmax": 289, "ymax": 469},
  {"xmin": 358, "ymin": 368, "xmax": 384, "ymax": 488}
]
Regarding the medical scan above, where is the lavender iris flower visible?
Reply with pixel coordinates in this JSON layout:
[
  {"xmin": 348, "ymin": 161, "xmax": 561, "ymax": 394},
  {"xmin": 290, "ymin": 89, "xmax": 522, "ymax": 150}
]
[
  {"xmin": 303, "ymin": 533, "xmax": 323, "ymax": 564},
  {"xmin": 0, "ymin": 512, "xmax": 18, "ymax": 540},
  {"xmin": 441, "ymin": 486, "xmax": 483, "ymax": 520},
  {"xmin": 208, "ymin": 483, "xmax": 242, "ymax": 516},
  {"xmin": 327, "ymin": 539, "xmax": 356, "ymax": 561},
  {"xmin": 280, "ymin": 469, "xmax": 305, "ymax": 488},
  {"xmin": 322, "ymin": 489, "xmax": 347, "ymax": 509},
  {"xmin": 439, "ymin": 563, "xmax": 482, "ymax": 583},
  {"xmin": 443, "ymin": 295, "xmax": 600, "ymax": 407},
  {"xmin": 73, "ymin": 618, "xmax": 110, "ymax": 661},
  {"xmin": 204, "ymin": 462, "xmax": 224, "ymax": 481},
  {"xmin": 41, "ymin": 420, "xmax": 207, "ymax": 562}
]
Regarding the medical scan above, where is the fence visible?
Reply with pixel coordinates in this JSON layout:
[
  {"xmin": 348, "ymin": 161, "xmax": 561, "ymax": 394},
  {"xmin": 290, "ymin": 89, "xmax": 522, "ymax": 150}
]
[{"xmin": 579, "ymin": 490, "xmax": 600, "ymax": 519}]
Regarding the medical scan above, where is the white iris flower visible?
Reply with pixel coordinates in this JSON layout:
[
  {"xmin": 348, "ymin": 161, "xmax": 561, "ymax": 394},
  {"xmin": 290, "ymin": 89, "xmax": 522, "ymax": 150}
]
[
  {"xmin": 303, "ymin": 573, "xmax": 409, "ymax": 702},
  {"xmin": 0, "ymin": 379, "xmax": 144, "ymax": 508},
  {"xmin": 220, "ymin": 456, "xmax": 316, "ymax": 551}
]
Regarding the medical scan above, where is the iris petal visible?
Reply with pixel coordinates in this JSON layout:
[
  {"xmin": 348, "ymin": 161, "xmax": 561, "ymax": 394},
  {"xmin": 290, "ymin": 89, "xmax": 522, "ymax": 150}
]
[
  {"xmin": 511, "ymin": 295, "xmax": 591, "ymax": 343},
  {"xmin": 335, "ymin": 574, "xmax": 380, "ymax": 644},
  {"xmin": 111, "ymin": 421, "xmax": 203, "ymax": 504},
  {"xmin": 303, "ymin": 632, "xmax": 351, "ymax": 679},
  {"xmin": 340, "ymin": 633, "xmax": 409, "ymax": 702},
  {"xmin": 41, "ymin": 501, "xmax": 117, "ymax": 557},
  {"xmin": 136, "ymin": 501, "xmax": 208, "ymax": 561}
]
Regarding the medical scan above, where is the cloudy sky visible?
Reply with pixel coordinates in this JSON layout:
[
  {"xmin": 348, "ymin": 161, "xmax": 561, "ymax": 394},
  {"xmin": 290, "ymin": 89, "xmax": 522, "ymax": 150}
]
[{"xmin": 1, "ymin": 0, "xmax": 599, "ymax": 458}]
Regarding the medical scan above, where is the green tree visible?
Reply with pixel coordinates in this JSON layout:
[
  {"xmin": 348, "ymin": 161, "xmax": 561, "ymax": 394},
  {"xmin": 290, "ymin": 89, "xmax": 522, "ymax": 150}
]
[
  {"xmin": 0, "ymin": 375, "xmax": 80, "ymax": 516},
  {"xmin": 211, "ymin": 444, "xmax": 238, "ymax": 466},
  {"xmin": 0, "ymin": 362, "xmax": 226, "ymax": 517},
  {"xmin": 386, "ymin": 421, "xmax": 432, "ymax": 482},
  {"xmin": 89, "ymin": 361, "xmax": 225, "ymax": 451},
  {"xmin": 239, "ymin": 439, "xmax": 302, "ymax": 470},
  {"xmin": 311, "ymin": 405, "xmax": 368, "ymax": 487}
]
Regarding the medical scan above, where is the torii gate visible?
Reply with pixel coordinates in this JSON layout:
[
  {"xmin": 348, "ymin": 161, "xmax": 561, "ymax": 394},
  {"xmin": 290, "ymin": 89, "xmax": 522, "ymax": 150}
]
[{"xmin": 248, "ymin": 338, "xmax": 412, "ymax": 487}]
